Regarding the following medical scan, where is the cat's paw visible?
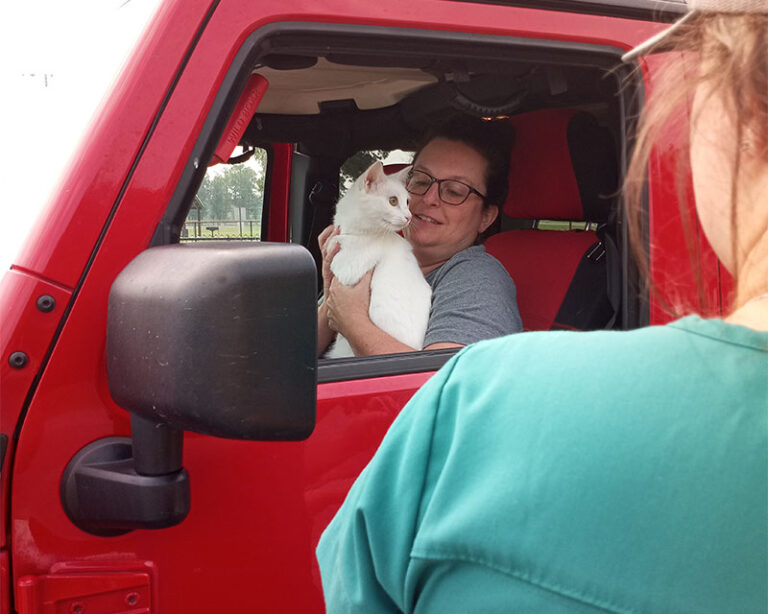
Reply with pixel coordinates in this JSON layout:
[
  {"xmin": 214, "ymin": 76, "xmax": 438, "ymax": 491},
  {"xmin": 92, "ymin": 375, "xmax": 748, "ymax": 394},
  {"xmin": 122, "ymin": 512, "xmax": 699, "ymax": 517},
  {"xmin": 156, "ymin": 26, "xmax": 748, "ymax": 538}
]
[{"xmin": 330, "ymin": 255, "xmax": 366, "ymax": 286}]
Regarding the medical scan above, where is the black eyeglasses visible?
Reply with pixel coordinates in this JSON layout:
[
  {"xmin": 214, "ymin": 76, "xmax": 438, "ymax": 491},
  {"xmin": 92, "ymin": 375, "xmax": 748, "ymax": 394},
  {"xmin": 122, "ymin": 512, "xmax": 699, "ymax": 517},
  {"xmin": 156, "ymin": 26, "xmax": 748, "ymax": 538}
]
[{"xmin": 405, "ymin": 169, "xmax": 486, "ymax": 205}]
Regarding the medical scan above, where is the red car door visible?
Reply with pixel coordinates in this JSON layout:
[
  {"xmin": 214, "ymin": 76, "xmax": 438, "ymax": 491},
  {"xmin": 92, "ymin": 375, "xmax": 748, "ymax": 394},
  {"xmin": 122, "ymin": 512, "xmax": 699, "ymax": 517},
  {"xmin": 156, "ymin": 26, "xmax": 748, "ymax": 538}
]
[{"xmin": 4, "ymin": 1, "xmax": 725, "ymax": 613}]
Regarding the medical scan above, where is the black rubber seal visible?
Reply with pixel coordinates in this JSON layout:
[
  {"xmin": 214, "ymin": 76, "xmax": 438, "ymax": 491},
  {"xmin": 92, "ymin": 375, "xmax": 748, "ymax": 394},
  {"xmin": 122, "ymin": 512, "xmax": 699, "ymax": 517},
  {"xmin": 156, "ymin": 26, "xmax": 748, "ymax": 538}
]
[
  {"xmin": 448, "ymin": 0, "xmax": 686, "ymax": 22},
  {"xmin": 318, "ymin": 348, "xmax": 459, "ymax": 383},
  {"xmin": 0, "ymin": 434, "xmax": 7, "ymax": 478}
]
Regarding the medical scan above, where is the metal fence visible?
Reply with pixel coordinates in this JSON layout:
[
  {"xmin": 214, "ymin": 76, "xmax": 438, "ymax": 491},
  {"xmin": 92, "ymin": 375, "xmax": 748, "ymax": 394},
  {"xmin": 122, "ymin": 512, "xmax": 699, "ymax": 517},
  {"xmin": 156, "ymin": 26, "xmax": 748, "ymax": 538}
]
[{"xmin": 181, "ymin": 219, "xmax": 261, "ymax": 241}]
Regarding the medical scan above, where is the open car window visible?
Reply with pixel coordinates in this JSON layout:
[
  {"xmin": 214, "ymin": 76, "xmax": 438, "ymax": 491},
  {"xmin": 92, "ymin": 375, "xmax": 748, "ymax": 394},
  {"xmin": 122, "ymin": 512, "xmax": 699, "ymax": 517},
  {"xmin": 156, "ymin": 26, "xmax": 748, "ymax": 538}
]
[
  {"xmin": 181, "ymin": 146, "xmax": 267, "ymax": 242},
  {"xmin": 164, "ymin": 22, "xmax": 646, "ymax": 382}
]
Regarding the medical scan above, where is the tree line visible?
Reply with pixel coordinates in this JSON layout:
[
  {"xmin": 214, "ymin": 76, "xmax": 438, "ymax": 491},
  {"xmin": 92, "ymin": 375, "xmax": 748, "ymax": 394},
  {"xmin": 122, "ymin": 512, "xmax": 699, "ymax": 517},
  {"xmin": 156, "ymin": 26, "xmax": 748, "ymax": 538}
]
[{"xmin": 194, "ymin": 150, "xmax": 266, "ymax": 222}]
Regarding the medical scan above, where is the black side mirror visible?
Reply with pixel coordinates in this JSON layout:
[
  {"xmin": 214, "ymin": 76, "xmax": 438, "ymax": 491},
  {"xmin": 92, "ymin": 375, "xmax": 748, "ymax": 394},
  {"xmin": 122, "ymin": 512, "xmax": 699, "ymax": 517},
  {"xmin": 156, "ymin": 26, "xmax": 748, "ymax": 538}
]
[
  {"xmin": 107, "ymin": 242, "xmax": 317, "ymax": 440},
  {"xmin": 61, "ymin": 242, "xmax": 317, "ymax": 535}
]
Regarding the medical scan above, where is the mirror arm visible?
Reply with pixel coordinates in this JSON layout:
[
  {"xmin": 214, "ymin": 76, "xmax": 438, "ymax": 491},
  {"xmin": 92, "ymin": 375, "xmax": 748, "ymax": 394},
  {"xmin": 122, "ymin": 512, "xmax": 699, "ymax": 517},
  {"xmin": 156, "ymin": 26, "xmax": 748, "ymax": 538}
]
[
  {"xmin": 131, "ymin": 414, "xmax": 183, "ymax": 476},
  {"xmin": 59, "ymin": 414, "xmax": 190, "ymax": 536}
]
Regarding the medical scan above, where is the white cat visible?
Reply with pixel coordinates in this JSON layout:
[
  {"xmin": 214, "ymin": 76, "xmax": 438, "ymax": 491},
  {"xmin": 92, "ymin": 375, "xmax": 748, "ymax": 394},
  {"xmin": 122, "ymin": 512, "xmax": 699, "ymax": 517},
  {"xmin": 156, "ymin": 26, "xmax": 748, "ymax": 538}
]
[{"xmin": 324, "ymin": 161, "xmax": 432, "ymax": 359}]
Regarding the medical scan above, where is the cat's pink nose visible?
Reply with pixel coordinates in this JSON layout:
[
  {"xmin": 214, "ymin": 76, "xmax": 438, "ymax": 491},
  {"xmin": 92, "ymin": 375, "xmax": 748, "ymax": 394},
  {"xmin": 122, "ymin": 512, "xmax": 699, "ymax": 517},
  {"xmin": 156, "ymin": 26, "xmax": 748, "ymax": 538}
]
[{"xmin": 404, "ymin": 213, "xmax": 412, "ymax": 223}]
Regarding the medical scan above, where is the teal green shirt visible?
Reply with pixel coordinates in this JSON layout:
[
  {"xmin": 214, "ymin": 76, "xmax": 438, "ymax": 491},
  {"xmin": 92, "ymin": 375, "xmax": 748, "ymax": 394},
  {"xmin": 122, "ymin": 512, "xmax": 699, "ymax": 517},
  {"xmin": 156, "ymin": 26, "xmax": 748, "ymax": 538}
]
[{"xmin": 317, "ymin": 317, "xmax": 768, "ymax": 613}]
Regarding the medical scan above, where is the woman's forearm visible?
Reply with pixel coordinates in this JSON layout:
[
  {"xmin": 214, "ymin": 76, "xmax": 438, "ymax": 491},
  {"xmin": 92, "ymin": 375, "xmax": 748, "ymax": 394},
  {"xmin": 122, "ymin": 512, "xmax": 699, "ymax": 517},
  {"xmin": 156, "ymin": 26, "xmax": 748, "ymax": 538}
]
[
  {"xmin": 342, "ymin": 316, "xmax": 418, "ymax": 356},
  {"xmin": 323, "ymin": 305, "xmax": 456, "ymax": 356}
]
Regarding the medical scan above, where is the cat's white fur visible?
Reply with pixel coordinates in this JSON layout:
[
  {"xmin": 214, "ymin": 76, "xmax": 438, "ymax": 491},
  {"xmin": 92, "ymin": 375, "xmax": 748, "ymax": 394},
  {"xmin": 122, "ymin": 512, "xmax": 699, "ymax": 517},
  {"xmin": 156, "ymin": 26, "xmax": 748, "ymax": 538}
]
[{"xmin": 324, "ymin": 161, "xmax": 432, "ymax": 359}]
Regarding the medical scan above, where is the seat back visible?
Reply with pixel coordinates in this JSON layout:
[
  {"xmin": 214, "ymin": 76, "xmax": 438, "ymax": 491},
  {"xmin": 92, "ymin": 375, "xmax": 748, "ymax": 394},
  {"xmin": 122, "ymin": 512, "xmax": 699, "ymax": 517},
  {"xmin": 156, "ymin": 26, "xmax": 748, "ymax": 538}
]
[
  {"xmin": 485, "ymin": 109, "xmax": 618, "ymax": 331},
  {"xmin": 383, "ymin": 162, "xmax": 410, "ymax": 175}
]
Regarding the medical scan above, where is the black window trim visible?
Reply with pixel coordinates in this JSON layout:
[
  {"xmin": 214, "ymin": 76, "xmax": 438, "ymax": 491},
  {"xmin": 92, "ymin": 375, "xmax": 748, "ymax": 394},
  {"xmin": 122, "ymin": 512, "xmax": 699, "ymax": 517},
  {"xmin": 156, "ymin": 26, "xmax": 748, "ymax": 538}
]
[
  {"xmin": 318, "ymin": 348, "xmax": 461, "ymax": 383},
  {"xmin": 449, "ymin": 0, "xmax": 686, "ymax": 22}
]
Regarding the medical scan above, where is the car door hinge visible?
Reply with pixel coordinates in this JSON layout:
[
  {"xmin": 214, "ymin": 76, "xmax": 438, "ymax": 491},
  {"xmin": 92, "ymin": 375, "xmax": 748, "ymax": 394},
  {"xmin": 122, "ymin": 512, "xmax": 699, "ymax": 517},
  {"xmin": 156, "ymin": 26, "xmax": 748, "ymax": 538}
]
[{"xmin": 16, "ymin": 565, "xmax": 153, "ymax": 614}]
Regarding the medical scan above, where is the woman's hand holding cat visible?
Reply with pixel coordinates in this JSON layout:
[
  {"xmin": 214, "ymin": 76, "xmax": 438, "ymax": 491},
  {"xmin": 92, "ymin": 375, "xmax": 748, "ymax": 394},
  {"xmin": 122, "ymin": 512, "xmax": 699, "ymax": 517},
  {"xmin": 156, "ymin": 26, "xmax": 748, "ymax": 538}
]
[
  {"xmin": 318, "ymin": 225, "xmax": 341, "ymax": 298},
  {"xmin": 317, "ymin": 225, "xmax": 342, "ymax": 356},
  {"xmin": 326, "ymin": 270, "xmax": 374, "ymax": 337}
]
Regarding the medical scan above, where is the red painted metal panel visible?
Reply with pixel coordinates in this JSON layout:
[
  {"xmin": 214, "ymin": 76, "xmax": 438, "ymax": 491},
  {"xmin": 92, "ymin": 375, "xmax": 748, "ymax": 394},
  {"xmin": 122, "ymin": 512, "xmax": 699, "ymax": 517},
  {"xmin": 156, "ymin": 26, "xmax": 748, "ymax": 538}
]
[
  {"xmin": 267, "ymin": 143, "xmax": 293, "ymax": 242},
  {"xmin": 0, "ymin": 270, "xmax": 72, "ymax": 439},
  {"xmin": 11, "ymin": 366, "xmax": 430, "ymax": 611},
  {"xmin": 16, "ymin": 560, "xmax": 156, "ymax": 614},
  {"xmin": 17, "ymin": 574, "xmax": 150, "ymax": 614},
  {"xmin": 12, "ymin": 0, "xmax": 216, "ymax": 288},
  {"xmin": 0, "ymin": 551, "xmax": 10, "ymax": 614},
  {"xmin": 0, "ymin": 270, "xmax": 72, "ymax": 550}
]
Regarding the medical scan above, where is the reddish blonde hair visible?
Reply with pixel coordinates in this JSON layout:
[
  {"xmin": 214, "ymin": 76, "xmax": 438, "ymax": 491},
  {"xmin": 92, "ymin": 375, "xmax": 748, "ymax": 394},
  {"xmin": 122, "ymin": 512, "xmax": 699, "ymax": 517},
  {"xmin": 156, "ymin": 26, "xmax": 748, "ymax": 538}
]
[{"xmin": 624, "ymin": 13, "xmax": 768, "ymax": 314}]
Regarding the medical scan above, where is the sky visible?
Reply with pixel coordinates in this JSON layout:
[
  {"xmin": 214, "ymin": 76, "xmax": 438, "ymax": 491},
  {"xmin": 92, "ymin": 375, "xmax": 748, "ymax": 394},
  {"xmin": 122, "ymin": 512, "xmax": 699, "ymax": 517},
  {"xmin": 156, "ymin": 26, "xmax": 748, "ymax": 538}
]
[{"xmin": 0, "ymin": 0, "xmax": 161, "ymax": 273}]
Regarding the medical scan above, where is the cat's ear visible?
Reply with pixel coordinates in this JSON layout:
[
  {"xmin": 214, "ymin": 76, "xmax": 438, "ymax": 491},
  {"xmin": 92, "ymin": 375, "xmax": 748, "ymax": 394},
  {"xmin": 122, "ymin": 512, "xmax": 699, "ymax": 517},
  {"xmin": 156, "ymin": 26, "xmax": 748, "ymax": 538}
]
[
  {"xmin": 363, "ymin": 161, "xmax": 386, "ymax": 192},
  {"xmin": 390, "ymin": 164, "xmax": 413, "ymax": 185}
]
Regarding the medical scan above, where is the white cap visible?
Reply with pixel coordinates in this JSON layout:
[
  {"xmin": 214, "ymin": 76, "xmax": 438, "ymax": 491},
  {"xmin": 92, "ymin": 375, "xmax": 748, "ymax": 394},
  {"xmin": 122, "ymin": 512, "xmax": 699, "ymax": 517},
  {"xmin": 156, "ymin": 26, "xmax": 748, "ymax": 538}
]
[{"xmin": 622, "ymin": 0, "xmax": 768, "ymax": 63}]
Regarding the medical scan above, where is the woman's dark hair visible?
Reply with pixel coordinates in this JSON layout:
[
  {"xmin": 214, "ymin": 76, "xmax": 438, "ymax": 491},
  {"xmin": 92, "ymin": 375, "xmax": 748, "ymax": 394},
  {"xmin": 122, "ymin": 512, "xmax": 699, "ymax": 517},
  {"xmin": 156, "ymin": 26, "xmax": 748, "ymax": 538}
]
[{"xmin": 412, "ymin": 116, "xmax": 514, "ymax": 209}]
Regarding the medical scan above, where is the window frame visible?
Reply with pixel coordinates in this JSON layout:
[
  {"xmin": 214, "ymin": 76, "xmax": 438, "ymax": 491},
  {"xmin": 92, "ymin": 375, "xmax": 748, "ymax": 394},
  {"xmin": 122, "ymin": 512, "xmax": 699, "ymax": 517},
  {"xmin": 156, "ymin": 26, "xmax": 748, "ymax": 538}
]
[{"xmin": 157, "ymin": 21, "xmax": 648, "ymax": 382}]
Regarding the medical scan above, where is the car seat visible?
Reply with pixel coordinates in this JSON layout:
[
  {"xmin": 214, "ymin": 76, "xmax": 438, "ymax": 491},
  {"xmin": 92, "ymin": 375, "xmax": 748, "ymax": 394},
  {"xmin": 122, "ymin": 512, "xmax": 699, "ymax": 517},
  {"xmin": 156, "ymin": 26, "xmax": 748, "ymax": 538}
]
[{"xmin": 484, "ymin": 108, "xmax": 620, "ymax": 331}]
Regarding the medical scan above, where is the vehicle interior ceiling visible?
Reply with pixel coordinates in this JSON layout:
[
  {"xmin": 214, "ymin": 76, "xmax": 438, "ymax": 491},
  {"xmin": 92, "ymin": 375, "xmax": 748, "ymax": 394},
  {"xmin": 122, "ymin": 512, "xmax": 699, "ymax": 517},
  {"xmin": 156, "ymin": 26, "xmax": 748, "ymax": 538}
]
[{"xmin": 240, "ymin": 47, "xmax": 630, "ymax": 332}]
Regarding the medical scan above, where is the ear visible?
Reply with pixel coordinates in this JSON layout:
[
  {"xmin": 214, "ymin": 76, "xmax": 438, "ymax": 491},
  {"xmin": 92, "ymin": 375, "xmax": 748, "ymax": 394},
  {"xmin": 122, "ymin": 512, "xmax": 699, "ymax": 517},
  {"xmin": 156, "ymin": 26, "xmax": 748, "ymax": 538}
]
[
  {"xmin": 363, "ymin": 161, "xmax": 386, "ymax": 191},
  {"xmin": 478, "ymin": 205, "xmax": 499, "ymax": 234},
  {"xmin": 390, "ymin": 164, "xmax": 412, "ymax": 185}
]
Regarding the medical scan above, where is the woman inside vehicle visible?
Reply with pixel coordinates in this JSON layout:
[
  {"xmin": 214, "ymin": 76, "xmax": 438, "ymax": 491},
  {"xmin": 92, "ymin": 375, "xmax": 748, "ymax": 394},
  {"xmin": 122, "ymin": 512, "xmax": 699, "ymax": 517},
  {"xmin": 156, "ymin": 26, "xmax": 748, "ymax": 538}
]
[
  {"xmin": 317, "ymin": 1, "xmax": 768, "ymax": 612},
  {"xmin": 316, "ymin": 118, "xmax": 523, "ymax": 357}
]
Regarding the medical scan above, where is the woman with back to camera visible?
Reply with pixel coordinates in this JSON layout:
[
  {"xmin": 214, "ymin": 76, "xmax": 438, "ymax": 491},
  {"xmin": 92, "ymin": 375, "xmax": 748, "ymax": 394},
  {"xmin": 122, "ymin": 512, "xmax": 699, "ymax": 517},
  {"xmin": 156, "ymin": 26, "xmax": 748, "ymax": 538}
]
[
  {"xmin": 317, "ymin": 1, "xmax": 768, "ymax": 612},
  {"xmin": 316, "ymin": 119, "xmax": 523, "ymax": 357}
]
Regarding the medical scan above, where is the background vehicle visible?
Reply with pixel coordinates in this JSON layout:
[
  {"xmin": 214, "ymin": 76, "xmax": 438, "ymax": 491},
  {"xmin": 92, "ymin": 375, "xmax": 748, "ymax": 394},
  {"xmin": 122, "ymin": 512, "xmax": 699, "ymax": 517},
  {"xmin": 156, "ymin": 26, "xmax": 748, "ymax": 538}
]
[{"xmin": 1, "ymin": 0, "xmax": 732, "ymax": 612}]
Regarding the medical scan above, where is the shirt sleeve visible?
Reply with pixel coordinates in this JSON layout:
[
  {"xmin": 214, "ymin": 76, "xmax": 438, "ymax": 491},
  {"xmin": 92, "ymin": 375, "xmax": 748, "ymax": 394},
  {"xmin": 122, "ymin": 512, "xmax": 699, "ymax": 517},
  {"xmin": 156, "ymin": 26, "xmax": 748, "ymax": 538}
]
[
  {"xmin": 424, "ymin": 253, "xmax": 522, "ymax": 347},
  {"xmin": 315, "ymin": 353, "xmax": 463, "ymax": 613}
]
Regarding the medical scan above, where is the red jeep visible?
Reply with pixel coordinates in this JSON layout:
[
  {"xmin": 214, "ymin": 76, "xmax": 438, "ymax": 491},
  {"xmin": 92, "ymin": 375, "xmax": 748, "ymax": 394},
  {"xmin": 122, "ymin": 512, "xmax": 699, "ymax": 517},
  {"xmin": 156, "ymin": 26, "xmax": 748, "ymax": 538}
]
[{"xmin": 1, "ymin": 0, "xmax": 730, "ymax": 612}]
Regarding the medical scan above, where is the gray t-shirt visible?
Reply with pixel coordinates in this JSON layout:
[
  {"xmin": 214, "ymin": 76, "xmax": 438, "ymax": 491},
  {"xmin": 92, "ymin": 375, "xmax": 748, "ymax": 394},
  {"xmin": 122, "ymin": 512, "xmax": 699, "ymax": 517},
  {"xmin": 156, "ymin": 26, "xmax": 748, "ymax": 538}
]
[{"xmin": 423, "ymin": 245, "xmax": 522, "ymax": 347}]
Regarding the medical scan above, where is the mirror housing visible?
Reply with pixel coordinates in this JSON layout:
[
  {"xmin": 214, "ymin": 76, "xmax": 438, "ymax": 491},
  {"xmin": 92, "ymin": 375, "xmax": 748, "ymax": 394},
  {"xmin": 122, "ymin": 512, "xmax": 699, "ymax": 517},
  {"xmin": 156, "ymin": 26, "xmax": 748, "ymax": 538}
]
[
  {"xmin": 63, "ymin": 242, "xmax": 317, "ymax": 535},
  {"xmin": 107, "ymin": 242, "xmax": 317, "ymax": 440}
]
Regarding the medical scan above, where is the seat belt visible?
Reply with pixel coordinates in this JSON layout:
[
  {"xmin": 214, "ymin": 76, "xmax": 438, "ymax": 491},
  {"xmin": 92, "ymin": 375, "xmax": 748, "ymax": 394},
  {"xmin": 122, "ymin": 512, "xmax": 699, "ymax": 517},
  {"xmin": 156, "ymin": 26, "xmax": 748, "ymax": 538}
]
[{"xmin": 596, "ymin": 225, "xmax": 621, "ymax": 329}]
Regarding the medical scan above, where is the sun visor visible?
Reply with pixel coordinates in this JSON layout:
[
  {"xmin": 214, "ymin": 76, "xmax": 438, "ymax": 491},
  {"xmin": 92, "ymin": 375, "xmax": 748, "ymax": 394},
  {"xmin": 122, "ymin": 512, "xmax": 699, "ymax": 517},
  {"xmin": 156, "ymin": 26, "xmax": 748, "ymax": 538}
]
[{"xmin": 211, "ymin": 74, "xmax": 269, "ymax": 165}]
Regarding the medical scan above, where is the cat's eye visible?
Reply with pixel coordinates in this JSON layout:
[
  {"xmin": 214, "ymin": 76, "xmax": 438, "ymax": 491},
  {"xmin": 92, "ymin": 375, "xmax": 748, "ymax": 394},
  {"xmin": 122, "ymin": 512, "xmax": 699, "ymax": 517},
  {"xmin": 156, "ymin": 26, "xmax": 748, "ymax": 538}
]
[{"xmin": 388, "ymin": 196, "xmax": 399, "ymax": 207}]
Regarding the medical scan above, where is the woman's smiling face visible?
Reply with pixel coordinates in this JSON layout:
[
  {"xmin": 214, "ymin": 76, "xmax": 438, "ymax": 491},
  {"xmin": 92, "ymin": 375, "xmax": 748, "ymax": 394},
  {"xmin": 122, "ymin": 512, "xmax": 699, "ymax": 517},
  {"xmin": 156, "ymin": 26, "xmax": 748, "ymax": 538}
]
[{"xmin": 403, "ymin": 138, "xmax": 499, "ymax": 273}]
